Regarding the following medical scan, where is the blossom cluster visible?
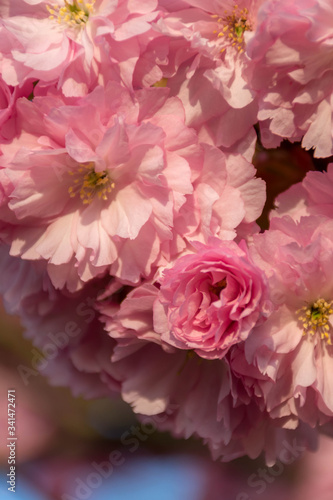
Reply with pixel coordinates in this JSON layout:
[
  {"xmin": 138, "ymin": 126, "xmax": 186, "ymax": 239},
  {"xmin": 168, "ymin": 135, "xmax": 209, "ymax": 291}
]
[{"xmin": 1, "ymin": 0, "xmax": 333, "ymax": 464}]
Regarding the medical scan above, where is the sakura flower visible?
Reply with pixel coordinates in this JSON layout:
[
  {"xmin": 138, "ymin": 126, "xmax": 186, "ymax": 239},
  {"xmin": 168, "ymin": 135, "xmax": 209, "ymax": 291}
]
[
  {"xmin": 157, "ymin": 0, "xmax": 264, "ymax": 105},
  {"xmin": 154, "ymin": 239, "xmax": 271, "ymax": 359},
  {"xmin": 0, "ymin": 77, "xmax": 33, "ymax": 142},
  {"xmin": 134, "ymin": 0, "xmax": 265, "ymax": 148},
  {"xmin": 238, "ymin": 216, "xmax": 333, "ymax": 427},
  {"xmin": 271, "ymin": 164, "xmax": 333, "ymax": 222},
  {"xmin": 99, "ymin": 280, "xmax": 316, "ymax": 464},
  {"xmin": 0, "ymin": 83, "xmax": 200, "ymax": 288},
  {"xmin": 247, "ymin": 0, "xmax": 333, "ymax": 157},
  {"xmin": 0, "ymin": 77, "xmax": 16, "ymax": 141},
  {"xmin": 0, "ymin": 0, "xmax": 161, "ymax": 95},
  {"xmin": 188, "ymin": 145, "xmax": 266, "ymax": 241}
]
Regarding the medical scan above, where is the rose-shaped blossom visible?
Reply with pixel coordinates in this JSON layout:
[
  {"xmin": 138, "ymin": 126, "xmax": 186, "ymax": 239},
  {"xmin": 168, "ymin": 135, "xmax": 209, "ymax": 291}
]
[
  {"xmin": 247, "ymin": 0, "xmax": 333, "ymax": 157},
  {"xmin": 153, "ymin": 240, "xmax": 271, "ymax": 359},
  {"xmin": 234, "ymin": 216, "xmax": 333, "ymax": 428},
  {"xmin": 0, "ymin": 0, "xmax": 161, "ymax": 95},
  {"xmin": 0, "ymin": 82, "xmax": 202, "ymax": 289},
  {"xmin": 99, "ymin": 281, "xmax": 316, "ymax": 464}
]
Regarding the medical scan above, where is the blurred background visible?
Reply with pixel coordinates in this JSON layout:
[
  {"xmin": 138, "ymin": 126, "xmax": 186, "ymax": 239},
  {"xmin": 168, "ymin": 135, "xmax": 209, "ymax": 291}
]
[{"xmin": 1, "ymin": 141, "xmax": 333, "ymax": 500}]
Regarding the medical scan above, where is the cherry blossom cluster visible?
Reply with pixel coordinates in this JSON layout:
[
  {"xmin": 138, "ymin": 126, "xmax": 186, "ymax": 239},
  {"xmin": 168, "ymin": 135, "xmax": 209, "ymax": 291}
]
[{"xmin": 1, "ymin": 0, "xmax": 333, "ymax": 464}]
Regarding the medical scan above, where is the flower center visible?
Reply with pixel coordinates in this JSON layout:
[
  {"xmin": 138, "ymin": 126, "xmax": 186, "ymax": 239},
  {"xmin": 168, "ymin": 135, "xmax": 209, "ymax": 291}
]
[
  {"xmin": 212, "ymin": 4, "xmax": 252, "ymax": 54},
  {"xmin": 152, "ymin": 78, "xmax": 168, "ymax": 88},
  {"xmin": 46, "ymin": 0, "xmax": 95, "ymax": 28},
  {"xmin": 210, "ymin": 277, "xmax": 227, "ymax": 297},
  {"xmin": 297, "ymin": 298, "xmax": 333, "ymax": 344},
  {"xmin": 68, "ymin": 162, "xmax": 115, "ymax": 205}
]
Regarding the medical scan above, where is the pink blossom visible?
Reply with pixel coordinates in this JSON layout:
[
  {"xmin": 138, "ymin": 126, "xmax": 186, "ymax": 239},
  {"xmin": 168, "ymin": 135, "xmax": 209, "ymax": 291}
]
[
  {"xmin": 238, "ymin": 216, "xmax": 333, "ymax": 427},
  {"xmin": 247, "ymin": 0, "xmax": 333, "ymax": 157},
  {"xmin": 272, "ymin": 164, "xmax": 333, "ymax": 222},
  {"xmin": 134, "ymin": 0, "xmax": 265, "ymax": 148},
  {"xmin": 0, "ymin": 77, "xmax": 16, "ymax": 140},
  {"xmin": 99, "ymin": 281, "xmax": 316, "ymax": 464},
  {"xmin": 154, "ymin": 239, "xmax": 271, "ymax": 359},
  {"xmin": 0, "ymin": 0, "xmax": 161, "ymax": 95},
  {"xmin": 164, "ymin": 68, "xmax": 259, "ymax": 150},
  {"xmin": 0, "ymin": 77, "xmax": 33, "ymax": 142},
  {"xmin": 181, "ymin": 144, "xmax": 266, "ymax": 243},
  {"xmin": 157, "ymin": 0, "xmax": 264, "ymax": 105},
  {"xmin": 0, "ymin": 83, "xmax": 201, "ymax": 288},
  {"xmin": 1, "ymin": 80, "xmax": 265, "ymax": 290}
]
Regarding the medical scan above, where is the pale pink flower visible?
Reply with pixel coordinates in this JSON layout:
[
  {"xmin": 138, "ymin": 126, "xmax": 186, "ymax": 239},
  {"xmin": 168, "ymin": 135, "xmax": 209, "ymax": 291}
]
[
  {"xmin": 0, "ymin": 83, "xmax": 200, "ymax": 289},
  {"xmin": 181, "ymin": 144, "xmax": 266, "ymax": 243},
  {"xmin": 247, "ymin": 0, "xmax": 333, "ymax": 157},
  {"xmin": 272, "ymin": 165, "xmax": 333, "ymax": 222},
  {"xmin": 302, "ymin": 165, "xmax": 333, "ymax": 217},
  {"xmin": 154, "ymin": 239, "xmax": 271, "ymax": 359},
  {"xmin": 0, "ymin": 77, "xmax": 16, "ymax": 140},
  {"xmin": 0, "ymin": 0, "xmax": 160, "ymax": 95},
  {"xmin": 0, "ymin": 77, "xmax": 33, "ymax": 142},
  {"xmin": 157, "ymin": 0, "xmax": 263, "ymax": 106},
  {"xmin": 134, "ymin": 0, "xmax": 265, "ymax": 148},
  {"xmin": 239, "ymin": 216, "xmax": 333, "ymax": 427}
]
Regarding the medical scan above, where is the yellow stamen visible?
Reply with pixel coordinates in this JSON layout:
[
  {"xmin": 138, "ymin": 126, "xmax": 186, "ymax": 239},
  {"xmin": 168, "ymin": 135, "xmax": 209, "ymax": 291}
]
[
  {"xmin": 152, "ymin": 77, "xmax": 168, "ymax": 88},
  {"xmin": 68, "ymin": 162, "xmax": 115, "ymax": 205},
  {"xmin": 46, "ymin": 0, "xmax": 95, "ymax": 28},
  {"xmin": 211, "ymin": 4, "xmax": 252, "ymax": 54},
  {"xmin": 297, "ymin": 298, "xmax": 333, "ymax": 345}
]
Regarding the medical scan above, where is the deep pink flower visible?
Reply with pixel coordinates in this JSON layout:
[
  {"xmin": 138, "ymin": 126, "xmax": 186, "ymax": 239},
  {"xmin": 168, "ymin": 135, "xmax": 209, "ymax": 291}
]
[{"xmin": 154, "ymin": 240, "xmax": 271, "ymax": 359}]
